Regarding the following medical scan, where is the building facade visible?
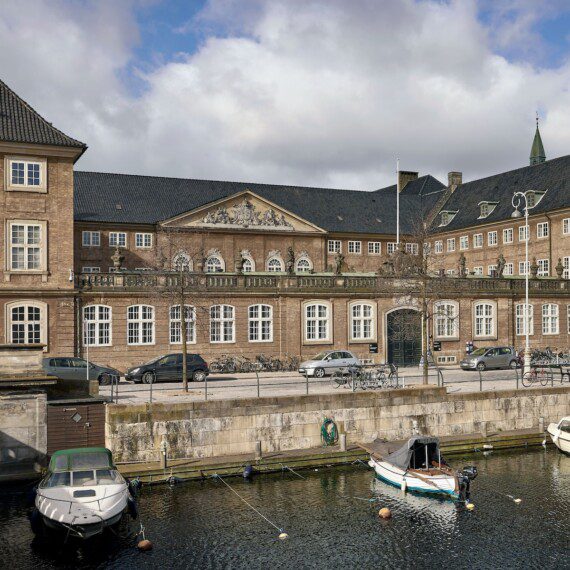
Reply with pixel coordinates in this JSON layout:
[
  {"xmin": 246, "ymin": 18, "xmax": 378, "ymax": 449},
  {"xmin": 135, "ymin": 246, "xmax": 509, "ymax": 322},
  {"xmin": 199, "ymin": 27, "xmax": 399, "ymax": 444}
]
[{"xmin": 1, "ymin": 79, "xmax": 569, "ymax": 371}]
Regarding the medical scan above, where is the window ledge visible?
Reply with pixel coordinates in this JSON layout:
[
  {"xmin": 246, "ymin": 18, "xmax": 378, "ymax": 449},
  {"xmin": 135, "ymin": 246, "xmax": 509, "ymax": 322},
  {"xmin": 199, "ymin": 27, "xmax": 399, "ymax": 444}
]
[{"xmin": 4, "ymin": 270, "xmax": 50, "ymax": 283}]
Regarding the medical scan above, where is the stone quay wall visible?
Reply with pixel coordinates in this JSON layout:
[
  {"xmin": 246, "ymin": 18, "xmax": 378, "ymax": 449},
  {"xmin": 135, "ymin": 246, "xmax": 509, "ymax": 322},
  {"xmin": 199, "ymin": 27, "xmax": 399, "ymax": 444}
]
[{"xmin": 106, "ymin": 386, "xmax": 570, "ymax": 463}]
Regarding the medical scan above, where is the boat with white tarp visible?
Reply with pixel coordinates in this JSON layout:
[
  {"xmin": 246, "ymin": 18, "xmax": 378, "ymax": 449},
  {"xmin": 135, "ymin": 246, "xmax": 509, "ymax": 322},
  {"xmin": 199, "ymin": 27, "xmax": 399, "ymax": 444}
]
[{"xmin": 547, "ymin": 417, "xmax": 570, "ymax": 455}]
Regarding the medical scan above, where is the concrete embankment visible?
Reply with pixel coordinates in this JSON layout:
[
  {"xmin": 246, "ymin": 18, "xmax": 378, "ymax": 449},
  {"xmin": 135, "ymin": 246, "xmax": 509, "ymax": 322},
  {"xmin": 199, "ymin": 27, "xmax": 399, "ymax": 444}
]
[{"xmin": 107, "ymin": 385, "xmax": 570, "ymax": 470}]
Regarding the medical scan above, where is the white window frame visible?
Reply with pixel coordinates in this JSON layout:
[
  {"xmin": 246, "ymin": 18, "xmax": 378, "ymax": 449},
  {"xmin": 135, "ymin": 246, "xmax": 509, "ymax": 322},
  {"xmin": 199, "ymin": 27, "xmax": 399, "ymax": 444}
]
[
  {"xmin": 205, "ymin": 254, "xmax": 225, "ymax": 273},
  {"xmin": 434, "ymin": 241, "xmax": 443, "ymax": 254},
  {"xmin": 248, "ymin": 304, "xmax": 273, "ymax": 342},
  {"xmin": 405, "ymin": 243, "xmax": 419, "ymax": 255},
  {"xmin": 7, "ymin": 220, "xmax": 47, "ymax": 272},
  {"xmin": 368, "ymin": 242, "xmax": 381, "ymax": 255},
  {"xmin": 487, "ymin": 265, "xmax": 497, "ymax": 277},
  {"xmin": 303, "ymin": 301, "xmax": 332, "ymax": 343},
  {"xmin": 82, "ymin": 266, "xmax": 100, "ymax": 273},
  {"xmin": 542, "ymin": 304, "xmax": 559, "ymax": 335},
  {"xmin": 109, "ymin": 232, "xmax": 127, "ymax": 248},
  {"xmin": 5, "ymin": 156, "xmax": 47, "ymax": 192},
  {"xmin": 473, "ymin": 266, "xmax": 483, "ymax": 276},
  {"xmin": 537, "ymin": 222, "xmax": 549, "ymax": 239},
  {"xmin": 266, "ymin": 256, "xmax": 284, "ymax": 272},
  {"xmin": 135, "ymin": 232, "xmax": 153, "ymax": 249},
  {"xmin": 563, "ymin": 218, "xmax": 570, "ymax": 236},
  {"xmin": 515, "ymin": 304, "xmax": 534, "ymax": 336},
  {"xmin": 295, "ymin": 256, "xmax": 313, "ymax": 273},
  {"xmin": 488, "ymin": 231, "xmax": 498, "ymax": 246},
  {"xmin": 473, "ymin": 301, "xmax": 496, "ymax": 339},
  {"xmin": 446, "ymin": 238, "xmax": 455, "ymax": 252},
  {"xmin": 434, "ymin": 301, "xmax": 459, "ymax": 340},
  {"xmin": 348, "ymin": 301, "xmax": 376, "ymax": 342},
  {"xmin": 503, "ymin": 228, "xmax": 513, "ymax": 244},
  {"xmin": 83, "ymin": 305, "xmax": 112, "ymax": 347},
  {"xmin": 504, "ymin": 262, "xmax": 514, "ymax": 276},
  {"xmin": 328, "ymin": 240, "xmax": 341, "ymax": 254},
  {"xmin": 563, "ymin": 256, "xmax": 570, "ymax": 280},
  {"xmin": 242, "ymin": 255, "xmax": 255, "ymax": 272},
  {"xmin": 5, "ymin": 300, "xmax": 47, "ymax": 345},
  {"xmin": 127, "ymin": 305, "xmax": 155, "ymax": 345},
  {"xmin": 210, "ymin": 304, "xmax": 235, "ymax": 343},
  {"xmin": 169, "ymin": 305, "xmax": 196, "ymax": 344},
  {"xmin": 172, "ymin": 252, "xmax": 193, "ymax": 271},
  {"xmin": 459, "ymin": 236, "xmax": 469, "ymax": 250},
  {"xmin": 347, "ymin": 240, "xmax": 362, "ymax": 254},
  {"xmin": 473, "ymin": 234, "xmax": 483, "ymax": 248},
  {"xmin": 537, "ymin": 259, "xmax": 549, "ymax": 277},
  {"xmin": 387, "ymin": 242, "xmax": 398, "ymax": 255},
  {"xmin": 82, "ymin": 231, "xmax": 101, "ymax": 247},
  {"xmin": 519, "ymin": 225, "xmax": 529, "ymax": 242}
]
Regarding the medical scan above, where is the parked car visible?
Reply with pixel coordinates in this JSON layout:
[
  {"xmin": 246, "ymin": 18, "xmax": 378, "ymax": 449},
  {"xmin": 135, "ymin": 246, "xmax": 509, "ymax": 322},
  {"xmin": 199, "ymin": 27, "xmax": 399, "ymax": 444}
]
[
  {"xmin": 125, "ymin": 353, "xmax": 209, "ymax": 384},
  {"xmin": 42, "ymin": 357, "xmax": 121, "ymax": 385},
  {"xmin": 460, "ymin": 347, "xmax": 519, "ymax": 371},
  {"xmin": 299, "ymin": 350, "xmax": 361, "ymax": 378}
]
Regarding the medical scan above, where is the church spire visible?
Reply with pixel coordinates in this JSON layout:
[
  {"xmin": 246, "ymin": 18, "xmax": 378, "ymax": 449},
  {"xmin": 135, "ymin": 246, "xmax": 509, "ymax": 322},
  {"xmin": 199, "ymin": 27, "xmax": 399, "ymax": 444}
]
[{"xmin": 530, "ymin": 112, "xmax": 546, "ymax": 165}]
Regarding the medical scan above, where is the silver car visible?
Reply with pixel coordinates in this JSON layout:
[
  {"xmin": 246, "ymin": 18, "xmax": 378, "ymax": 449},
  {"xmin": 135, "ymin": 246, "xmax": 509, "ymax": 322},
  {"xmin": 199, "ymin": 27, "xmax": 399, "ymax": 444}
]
[
  {"xmin": 460, "ymin": 346, "xmax": 519, "ymax": 371},
  {"xmin": 299, "ymin": 350, "xmax": 361, "ymax": 378}
]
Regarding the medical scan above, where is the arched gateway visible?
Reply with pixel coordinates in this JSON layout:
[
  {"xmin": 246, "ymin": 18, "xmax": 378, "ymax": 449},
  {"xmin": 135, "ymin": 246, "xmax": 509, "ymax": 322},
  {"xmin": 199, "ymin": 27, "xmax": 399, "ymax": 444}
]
[{"xmin": 386, "ymin": 308, "xmax": 422, "ymax": 367}]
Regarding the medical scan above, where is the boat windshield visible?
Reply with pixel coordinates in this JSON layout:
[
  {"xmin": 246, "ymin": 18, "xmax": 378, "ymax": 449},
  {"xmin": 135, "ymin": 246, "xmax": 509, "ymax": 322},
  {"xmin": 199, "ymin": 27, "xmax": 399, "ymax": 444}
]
[{"xmin": 41, "ymin": 469, "xmax": 124, "ymax": 488}]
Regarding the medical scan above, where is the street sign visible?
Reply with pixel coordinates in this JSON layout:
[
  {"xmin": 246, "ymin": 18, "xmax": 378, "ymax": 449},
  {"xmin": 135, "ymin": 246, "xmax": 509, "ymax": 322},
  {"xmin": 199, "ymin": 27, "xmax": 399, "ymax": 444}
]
[
  {"xmin": 433, "ymin": 341, "xmax": 442, "ymax": 351},
  {"xmin": 369, "ymin": 343, "xmax": 378, "ymax": 354}
]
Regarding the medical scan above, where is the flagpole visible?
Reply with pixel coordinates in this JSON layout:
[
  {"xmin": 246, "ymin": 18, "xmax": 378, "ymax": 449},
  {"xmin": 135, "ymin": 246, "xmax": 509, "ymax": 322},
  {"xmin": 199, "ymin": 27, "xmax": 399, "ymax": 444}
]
[{"xmin": 396, "ymin": 158, "xmax": 400, "ymax": 245}]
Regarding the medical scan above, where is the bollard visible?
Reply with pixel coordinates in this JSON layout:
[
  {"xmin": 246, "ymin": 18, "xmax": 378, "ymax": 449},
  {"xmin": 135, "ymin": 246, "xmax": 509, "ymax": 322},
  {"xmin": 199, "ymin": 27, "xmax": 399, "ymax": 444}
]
[
  {"xmin": 515, "ymin": 367, "xmax": 519, "ymax": 390},
  {"xmin": 478, "ymin": 369, "xmax": 483, "ymax": 392},
  {"xmin": 305, "ymin": 371, "xmax": 309, "ymax": 395},
  {"xmin": 539, "ymin": 417, "xmax": 545, "ymax": 432},
  {"xmin": 339, "ymin": 433, "xmax": 347, "ymax": 452},
  {"xmin": 204, "ymin": 373, "xmax": 208, "ymax": 401},
  {"xmin": 160, "ymin": 436, "xmax": 167, "ymax": 469},
  {"xmin": 256, "ymin": 370, "xmax": 260, "ymax": 398},
  {"xmin": 255, "ymin": 441, "xmax": 262, "ymax": 460},
  {"xmin": 149, "ymin": 378, "xmax": 153, "ymax": 404}
]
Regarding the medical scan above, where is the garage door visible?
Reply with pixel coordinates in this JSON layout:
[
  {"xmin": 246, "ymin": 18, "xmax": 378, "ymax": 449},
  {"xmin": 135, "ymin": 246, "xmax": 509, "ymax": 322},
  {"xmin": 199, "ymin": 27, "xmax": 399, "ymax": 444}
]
[{"xmin": 47, "ymin": 401, "xmax": 105, "ymax": 454}]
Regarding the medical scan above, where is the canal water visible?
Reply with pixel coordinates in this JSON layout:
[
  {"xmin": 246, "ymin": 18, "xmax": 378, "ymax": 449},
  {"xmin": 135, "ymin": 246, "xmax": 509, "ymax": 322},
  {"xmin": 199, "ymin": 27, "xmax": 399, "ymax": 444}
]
[{"xmin": 0, "ymin": 448, "xmax": 568, "ymax": 569}]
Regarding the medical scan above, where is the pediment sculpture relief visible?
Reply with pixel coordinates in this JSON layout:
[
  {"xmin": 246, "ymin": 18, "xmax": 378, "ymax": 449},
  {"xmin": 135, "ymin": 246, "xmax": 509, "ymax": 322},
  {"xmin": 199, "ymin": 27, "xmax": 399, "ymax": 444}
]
[{"xmin": 202, "ymin": 198, "xmax": 293, "ymax": 230}]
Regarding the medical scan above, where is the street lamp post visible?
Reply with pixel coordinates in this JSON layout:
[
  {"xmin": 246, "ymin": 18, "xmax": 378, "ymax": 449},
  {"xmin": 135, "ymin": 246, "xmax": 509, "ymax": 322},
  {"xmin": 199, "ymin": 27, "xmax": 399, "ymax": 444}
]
[{"xmin": 511, "ymin": 191, "xmax": 533, "ymax": 375}]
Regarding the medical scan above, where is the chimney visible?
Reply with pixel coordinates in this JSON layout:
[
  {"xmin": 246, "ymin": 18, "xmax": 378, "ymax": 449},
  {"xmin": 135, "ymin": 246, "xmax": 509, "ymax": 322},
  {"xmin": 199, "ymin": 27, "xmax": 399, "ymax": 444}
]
[
  {"xmin": 448, "ymin": 171, "xmax": 462, "ymax": 193},
  {"xmin": 397, "ymin": 170, "xmax": 418, "ymax": 193}
]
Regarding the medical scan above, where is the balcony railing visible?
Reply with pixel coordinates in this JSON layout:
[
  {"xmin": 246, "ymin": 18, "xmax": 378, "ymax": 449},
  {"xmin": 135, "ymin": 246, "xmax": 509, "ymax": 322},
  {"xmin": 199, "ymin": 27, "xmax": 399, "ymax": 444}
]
[{"xmin": 76, "ymin": 271, "xmax": 570, "ymax": 295}]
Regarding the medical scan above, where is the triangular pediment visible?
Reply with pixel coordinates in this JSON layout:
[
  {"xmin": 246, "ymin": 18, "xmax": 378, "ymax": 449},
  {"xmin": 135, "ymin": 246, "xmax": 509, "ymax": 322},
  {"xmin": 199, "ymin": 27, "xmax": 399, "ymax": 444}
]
[{"xmin": 161, "ymin": 190, "xmax": 326, "ymax": 233}]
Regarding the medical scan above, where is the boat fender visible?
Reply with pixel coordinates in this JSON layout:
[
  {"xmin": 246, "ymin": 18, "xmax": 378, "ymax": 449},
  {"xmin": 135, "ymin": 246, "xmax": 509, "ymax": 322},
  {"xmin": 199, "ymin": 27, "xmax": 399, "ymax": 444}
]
[
  {"xmin": 128, "ymin": 478, "xmax": 142, "ymax": 497},
  {"xmin": 401, "ymin": 480, "xmax": 407, "ymax": 493},
  {"xmin": 137, "ymin": 539, "xmax": 153, "ymax": 551},
  {"xmin": 378, "ymin": 507, "xmax": 392, "ymax": 519},
  {"xmin": 278, "ymin": 532, "xmax": 289, "ymax": 540},
  {"xmin": 243, "ymin": 464, "xmax": 254, "ymax": 479},
  {"xmin": 466, "ymin": 502, "xmax": 475, "ymax": 511},
  {"xmin": 128, "ymin": 497, "xmax": 138, "ymax": 520}
]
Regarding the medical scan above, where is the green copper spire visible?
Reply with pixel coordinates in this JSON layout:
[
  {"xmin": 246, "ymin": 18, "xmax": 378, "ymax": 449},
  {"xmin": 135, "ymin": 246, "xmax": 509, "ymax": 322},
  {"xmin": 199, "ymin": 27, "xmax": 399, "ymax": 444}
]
[{"xmin": 530, "ymin": 113, "xmax": 546, "ymax": 165}]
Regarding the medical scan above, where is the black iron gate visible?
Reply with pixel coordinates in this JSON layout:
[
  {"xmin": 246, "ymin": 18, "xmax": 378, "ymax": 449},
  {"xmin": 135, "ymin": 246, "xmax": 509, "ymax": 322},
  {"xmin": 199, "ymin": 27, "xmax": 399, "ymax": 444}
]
[{"xmin": 387, "ymin": 309, "xmax": 422, "ymax": 367}]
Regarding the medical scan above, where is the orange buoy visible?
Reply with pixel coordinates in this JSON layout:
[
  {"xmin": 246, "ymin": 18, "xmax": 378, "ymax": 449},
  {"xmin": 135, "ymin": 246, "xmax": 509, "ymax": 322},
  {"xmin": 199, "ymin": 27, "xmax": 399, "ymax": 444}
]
[
  {"xmin": 137, "ymin": 539, "xmax": 153, "ymax": 551},
  {"xmin": 378, "ymin": 507, "xmax": 392, "ymax": 519}
]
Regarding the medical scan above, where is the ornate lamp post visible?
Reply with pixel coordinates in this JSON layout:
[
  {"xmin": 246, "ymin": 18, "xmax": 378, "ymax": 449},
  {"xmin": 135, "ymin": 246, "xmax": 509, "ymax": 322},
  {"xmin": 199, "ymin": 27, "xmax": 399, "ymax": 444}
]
[{"xmin": 511, "ymin": 191, "xmax": 533, "ymax": 374}]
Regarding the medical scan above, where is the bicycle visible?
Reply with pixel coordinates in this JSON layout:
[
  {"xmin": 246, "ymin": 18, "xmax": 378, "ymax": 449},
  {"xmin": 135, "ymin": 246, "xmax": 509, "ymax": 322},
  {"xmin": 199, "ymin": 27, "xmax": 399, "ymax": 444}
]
[
  {"xmin": 522, "ymin": 366, "xmax": 553, "ymax": 388},
  {"xmin": 331, "ymin": 368, "xmax": 352, "ymax": 388}
]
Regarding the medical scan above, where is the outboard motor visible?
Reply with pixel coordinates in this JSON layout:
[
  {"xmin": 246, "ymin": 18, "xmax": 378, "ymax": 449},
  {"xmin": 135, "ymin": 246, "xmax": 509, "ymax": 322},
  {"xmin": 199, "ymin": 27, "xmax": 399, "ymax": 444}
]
[
  {"xmin": 457, "ymin": 466, "xmax": 478, "ymax": 501},
  {"xmin": 461, "ymin": 466, "xmax": 478, "ymax": 481}
]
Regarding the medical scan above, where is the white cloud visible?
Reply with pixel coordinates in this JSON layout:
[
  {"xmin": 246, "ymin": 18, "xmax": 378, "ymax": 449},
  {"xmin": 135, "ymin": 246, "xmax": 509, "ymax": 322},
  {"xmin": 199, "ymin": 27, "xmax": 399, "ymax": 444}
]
[{"xmin": 1, "ymin": 0, "xmax": 569, "ymax": 190}]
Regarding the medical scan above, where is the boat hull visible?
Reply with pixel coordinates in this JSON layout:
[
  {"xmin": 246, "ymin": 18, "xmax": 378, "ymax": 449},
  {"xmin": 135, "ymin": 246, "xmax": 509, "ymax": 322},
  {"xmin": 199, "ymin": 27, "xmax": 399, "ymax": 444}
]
[
  {"xmin": 369, "ymin": 458, "xmax": 460, "ymax": 500},
  {"xmin": 547, "ymin": 424, "xmax": 570, "ymax": 455}
]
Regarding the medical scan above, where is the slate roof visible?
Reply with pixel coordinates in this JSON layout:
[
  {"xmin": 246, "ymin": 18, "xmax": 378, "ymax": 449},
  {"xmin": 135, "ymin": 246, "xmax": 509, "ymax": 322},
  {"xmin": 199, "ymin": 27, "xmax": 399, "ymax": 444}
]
[
  {"xmin": 0, "ymin": 79, "xmax": 86, "ymax": 150},
  {"xmin": 432, "ymin": 154, "xmax": 570, "ymax": 233},
  {"xmin": 74, "ymin": 171, "xmax": 446, "ymax": 235}
]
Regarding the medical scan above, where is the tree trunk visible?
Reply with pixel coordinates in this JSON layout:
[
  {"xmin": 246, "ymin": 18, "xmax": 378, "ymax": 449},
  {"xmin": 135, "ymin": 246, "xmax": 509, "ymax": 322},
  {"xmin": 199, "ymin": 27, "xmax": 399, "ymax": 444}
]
[
  {"xmin": 180, "ymin": 287, "xmax": 188, "ymax": 392},
  {"xmin": 422, "ymin": 282, "xmax": 429, "ymax": 385}
]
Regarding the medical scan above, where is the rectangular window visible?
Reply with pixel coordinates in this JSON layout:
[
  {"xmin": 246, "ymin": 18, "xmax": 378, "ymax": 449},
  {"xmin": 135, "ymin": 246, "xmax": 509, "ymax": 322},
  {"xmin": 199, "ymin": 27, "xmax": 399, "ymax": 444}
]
[
  {"xmin": 405, "ymin": 243, "xmax": 418, "ymax": 255},
  {"xmin": 504, "ymin": 263, "xmax": 514, "ymax": 276},
  {"xmin": 459, "ymin": 236, "xmax": 469, "ymax": 250},
  {"xmin": 328, "ymin": 240, "xmax": 341, "ymax": 253},
  {"xmin": 519, "ymin": 261, "xmax": 530, "ymax": 276},
  {"xmin": 515, "ymin": 304, "xmax": 534, "ymax": 336},
  {"xmin": 83, "ymin": 305, "xmax": 111, "ymax": 346},
  {"xmin": 563, "ymin": 256, "xmax": 570, "ymax": 280},
  {"xmin": 473, "ymin": 266, "xmax": 483, "ymax": 276},
  {"xmin": 434, "ymin": 241, "xmax": 443, "ymax": 254},
  {"xmin": 9, "ymin": 221, "xmax": 44, "ymax": 271},
  {"xmin": 348, "ymin": 240, "xmax": 361, "ymax": 254},
  {"xmin": 503, "ymin": 228, "xmax": 513, "ymax": 244},
  {"xmin": 368, "ymin": 242, "xmax": 381, "ymax": 255},
  {"xmin": 563, "ymin": 218, "xmax": 570, "ymax": 235},
  {"xmin": 446, "ymin": 238, "xmax": 456, "ymax": 252},
  {"xmin": 305, "ymin": 303, "xmax": 330, "ymax": 341},
  {"xmin": 82, "ymin": 231, "xmax": 101, "ymax": 247},
  {"xmin": 473, "ymin": 234, "xmax": 483, "ymax": 248},
  {"xmin": 474, "ymin": 303, "xmax": 495, "ymax": 338},
  {"xmin": 537, "ymin": 222, "xmax": 549, "ymax": 238},
  {"xmin": 537, "ymin": 259, "xmax": 549, "ymax": 277},
  {"xmin": 169, "ymin": 305, "xmax": 195, "ymax": 344},
  {"xmin": 82, "ymin": 267, "xmax": 100, "ymax": 273},
  {"xmin": 9, "ymin": 304, "xmax": 43, "ymax": 344},
  {"xmin": 350, "ymin": 303, "xmax": 374, "ymax": 341},
  {"xmin": 6, "ymin": 157, "xmax": 46, "ymax": 191},
  {"xmin": 488, "ymin": 231, "xmax": 498, "ymax": 246},
  {"xmin": 135, "ymin": 233, "xmax": 153, "ymax": 248},
  {"xmin": 210, "ymin": 305, "xmax": 235, "ymax": 343},
  {"xmin": 109, "ymin": 232, "xmax": 127, "ymax": 247},
  {"xmin": 487, "ymin": 265, "xmax": 497, "ymax": 276},
  {"xmin": 542, "ymin": 304, "xmax": 559, "ymax": 335},
  {"xmin": 127, "ymin": 305, "xmax": 154, "ymax": 345},
  {"xmin": 519, "ymin": 225, "xmax": 529, "ymax": 242},
  {"xmin": 435, "ymin": 302, "xmax": 458, "ymax": 338},
  {"xmin": 248, "ymin": 304, "xmax": 273, "ymax": 342},
  {"xmin": 387, "ymin": 243, "xmax": 398, "ymax": 255}
]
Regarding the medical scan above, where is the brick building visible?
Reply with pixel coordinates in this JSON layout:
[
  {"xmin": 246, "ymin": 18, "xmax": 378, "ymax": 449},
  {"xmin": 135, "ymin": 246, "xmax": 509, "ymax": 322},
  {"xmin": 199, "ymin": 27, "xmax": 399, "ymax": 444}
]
[{"xmin": 1, "ymin": 79, "xmax": 568, "ymax": 372}]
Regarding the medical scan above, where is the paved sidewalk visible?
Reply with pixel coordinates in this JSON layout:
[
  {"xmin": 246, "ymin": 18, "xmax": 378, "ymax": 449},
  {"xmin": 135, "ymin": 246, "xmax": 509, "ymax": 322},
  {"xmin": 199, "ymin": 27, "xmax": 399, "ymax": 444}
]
[{"xmin": 99, "ymin": 367, "xmax": 568, "ymax": 404}]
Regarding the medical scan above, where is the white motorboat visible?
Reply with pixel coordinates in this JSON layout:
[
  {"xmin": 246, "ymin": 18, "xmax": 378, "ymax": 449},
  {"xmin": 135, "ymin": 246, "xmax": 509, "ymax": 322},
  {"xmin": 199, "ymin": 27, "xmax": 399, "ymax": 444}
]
[
  {"xmin": 31, "ymin": 447, "xmax": 137, "ymax": 540},
  {"xmin": 368, "ymin": 436, "xmax": 477, "ymax": 501},
  {"xmin": 547, "ymin": 417, "xmax": 570, "ymax": 455}
]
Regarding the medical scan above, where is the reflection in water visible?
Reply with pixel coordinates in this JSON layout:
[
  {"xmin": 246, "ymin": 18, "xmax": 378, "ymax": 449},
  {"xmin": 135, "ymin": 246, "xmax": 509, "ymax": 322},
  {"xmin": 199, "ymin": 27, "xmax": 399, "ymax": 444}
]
[{"xmin": 0, "ymin": 448, "xmax": 568, "ymax": 569}]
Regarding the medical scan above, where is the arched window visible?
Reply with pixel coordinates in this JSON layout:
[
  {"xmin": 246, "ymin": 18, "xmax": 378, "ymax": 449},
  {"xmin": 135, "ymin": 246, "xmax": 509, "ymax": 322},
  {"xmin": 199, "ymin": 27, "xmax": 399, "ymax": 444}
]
[
  {"xmin": 127, "ymin": 305, "xmax": 155, "ymax": 345},
  {"xmin": 210, "ymin": 304, "xmax": 235, "ymax": 343},
  {"xmin": 349, "ymin": 302, "xmax": 375, "ymax": 341},
  {"xmin": 473, "ymin": 301, "xmax": 496, "ymax": 338},
  {"xmin": 83, "ymin": 305, "xmax": 112, "ymax": 346},
  {"xmin": 434, "ymin": 301, "xmax": 459, "ymax": 339},
  {"xmin": 515, "ymin": 304, "xmax": 534, "ymax": 336},
  {"xmin": 296, "ymin": 257, "xmax": 313, "ymax": 273},
  {"xmin": 170, "ymin": 305, "xmax": 196, "ymax": 344},
  {"xmin": 172, "ymin": 252, "xmax": 193, "ymax": 271},
  {"xmin": 248, "ymin": 304, "xmax": 273, "ymax": 342},
  {"xmin": 242, "ymin": 258, "xmax": 254, "ymax": 272},
  {"xmin": 304, "ymin": 302, "xmax": 331, "ymax": 342},
  {"xmin": 542, "ymin": 304, "xmax": 559, "ymax": 335},
  {"xmin": 267, "ymin": 257, "xmax": 284, "ymax": 272},
  {"xmin": 205, "ymin": 255, "xmax": 224, "ymax": 273},
  {"xmin": 6, "ymin": 301, "xmax": 47, "ymax": 345}
]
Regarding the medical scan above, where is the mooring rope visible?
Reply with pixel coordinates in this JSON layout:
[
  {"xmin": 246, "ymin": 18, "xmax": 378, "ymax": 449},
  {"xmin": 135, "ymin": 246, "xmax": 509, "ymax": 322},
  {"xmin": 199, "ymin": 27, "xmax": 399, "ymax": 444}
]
[
  {"xmin": 213, "ymin": 474, "xmax": 286, "ymax": 534},
  {"xmin": 281, "ymin": 465, "xmax": 306, "ymax": 480}
]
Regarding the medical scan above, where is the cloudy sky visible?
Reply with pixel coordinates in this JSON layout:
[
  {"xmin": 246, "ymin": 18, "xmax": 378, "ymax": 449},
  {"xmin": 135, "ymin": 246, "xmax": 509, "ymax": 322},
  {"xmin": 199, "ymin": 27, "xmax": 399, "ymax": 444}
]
[{"xmin": 1, "ymin": 0, "xmax": 570, "ymax": 189}]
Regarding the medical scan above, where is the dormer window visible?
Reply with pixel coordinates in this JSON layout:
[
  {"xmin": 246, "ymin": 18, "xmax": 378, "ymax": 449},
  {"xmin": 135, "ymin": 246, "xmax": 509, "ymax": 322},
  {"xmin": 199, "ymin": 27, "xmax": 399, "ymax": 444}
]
[
  {"xmin": 526, "ymin": 191, "xmax": 546, "ymax": 209},
  {"xmin": 439, "ymin": 210, "xmax": 458, "ymax": 227},
  {"xmin": 478, "ymin": 201, "xmax": 498, "ymax": 219}
]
